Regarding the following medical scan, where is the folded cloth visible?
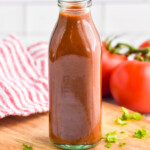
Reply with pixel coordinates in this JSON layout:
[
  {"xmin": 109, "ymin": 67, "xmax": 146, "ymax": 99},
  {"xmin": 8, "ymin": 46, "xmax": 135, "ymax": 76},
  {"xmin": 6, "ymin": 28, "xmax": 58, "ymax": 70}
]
[{"xmin": 0, "ymin": 35, "xmax": 49, "ymax": 118}]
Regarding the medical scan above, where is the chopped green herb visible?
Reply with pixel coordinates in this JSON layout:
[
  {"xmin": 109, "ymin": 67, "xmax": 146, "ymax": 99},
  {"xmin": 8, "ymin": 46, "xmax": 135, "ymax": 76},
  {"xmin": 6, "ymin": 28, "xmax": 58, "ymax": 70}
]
[
  {"xmin": 105, "ymin": 143, "xmax": 112, "ymax": 148},
  {"xmin": 23, "ymin": 144, "xmax": 33, "ymax": 150},
  {"xmin": 134, "ymin": 128, "xmax": 148, "ymax": 139},
  {"xmin": 115, "ymin": 118, "xmax": 128, "ymax": 126},
  {"xmin": 121, "ymin": 107, "xmax": 132, "ymax": 120},
  {"xmin": 120, "ymin": 131, "xmax": 125, "ymax": 134},
  {"xmin": 101, "ymin": 136, "xmax": 106, "ymax": 139},
  {"xmin": 115, "ymin": 107, "xmax": 144, "ymax": 125},
  {"xmin": 106, "ymin": 131, "xmax": 118, "ymax": 143},
  {"xmin": 102, "ymin": 131, "xmax": 128, "ymax": 148},
  {"xmin": 119, "ymin": 142, "xmax": 126, "ymax": 147},
  {"xmin": 132, "ymin": 112, "xmax": 144, "ymax": 120},
  {"xmin": 104, "ymin": 131, "xmax": 127, "ymax": 143}
]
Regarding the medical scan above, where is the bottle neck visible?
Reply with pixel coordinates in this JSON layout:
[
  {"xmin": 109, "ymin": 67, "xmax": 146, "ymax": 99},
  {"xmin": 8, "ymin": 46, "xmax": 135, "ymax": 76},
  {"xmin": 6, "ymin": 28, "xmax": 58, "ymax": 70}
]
[{"xmin": 58, "ymin": 0, "xmax": 92, "ymax": 15}]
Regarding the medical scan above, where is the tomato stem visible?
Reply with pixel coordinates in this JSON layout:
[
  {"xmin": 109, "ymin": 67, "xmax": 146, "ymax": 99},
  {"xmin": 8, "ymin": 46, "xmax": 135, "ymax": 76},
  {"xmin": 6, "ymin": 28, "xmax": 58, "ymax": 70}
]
[
  {"xmin": 115, "ymin": 43, "xmax": 150, "ymax": 61},
  {"xmin": 135, "ymin": 53, "xmax": 145, "ymax": 61},
  {"xmin": 105, "ymin": 37, "xmax": 150, "ymax": 61},
  {"xmin": 106, "ymin": 36, "xmax": 121, "ymax": 53},
  {"xmin": 116, "ymin": 43, "xmax": 150, "ymax": 53},
  {"xmin": 106, "ymin": 40, "xmax": 113, "ymax": 52},
  {"xmin": 115, "ymin": 43, "xmax": 135, "ymax": 51},
  {"xmin": 145, "ymin": 51, "xmax": 150, "ymax": 61}
]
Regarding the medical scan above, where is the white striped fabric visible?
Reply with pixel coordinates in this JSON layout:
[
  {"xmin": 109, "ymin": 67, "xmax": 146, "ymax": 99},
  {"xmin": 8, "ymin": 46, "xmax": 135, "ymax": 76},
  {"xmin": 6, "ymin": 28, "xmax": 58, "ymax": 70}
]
[{"xmin": 0, "ymin": 35, "xmax": 49, "ymax": 118}]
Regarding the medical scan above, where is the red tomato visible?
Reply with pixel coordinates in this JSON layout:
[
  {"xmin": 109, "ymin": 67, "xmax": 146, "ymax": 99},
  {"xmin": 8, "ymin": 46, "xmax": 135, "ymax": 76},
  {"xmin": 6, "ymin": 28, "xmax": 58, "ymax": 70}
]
[
  {"xmin": 139, "ymin": 40, "xmax": 150, "ymax": 49},
  {"xmin": 102, "ymin": 42, "xmax": 127, "ymax": 96},
  {"xmin": 110, "ymin": 60, "xmax": 150, "ymax": 113}
]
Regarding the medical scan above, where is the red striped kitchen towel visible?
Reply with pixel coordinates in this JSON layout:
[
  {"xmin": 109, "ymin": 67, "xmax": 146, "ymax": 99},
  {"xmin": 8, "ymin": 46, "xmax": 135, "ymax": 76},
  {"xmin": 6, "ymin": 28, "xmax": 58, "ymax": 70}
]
[{"xmin": 0, "ymin": 35, "xmax": 49, "ymax": 118}]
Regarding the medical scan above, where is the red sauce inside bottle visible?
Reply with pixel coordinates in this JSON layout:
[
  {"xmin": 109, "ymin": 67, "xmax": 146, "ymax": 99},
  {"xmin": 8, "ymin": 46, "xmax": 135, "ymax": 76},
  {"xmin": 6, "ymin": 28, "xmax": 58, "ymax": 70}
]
[{"xmin": 49, "ymin": 5, "xmax": 102, "ymax": 145}]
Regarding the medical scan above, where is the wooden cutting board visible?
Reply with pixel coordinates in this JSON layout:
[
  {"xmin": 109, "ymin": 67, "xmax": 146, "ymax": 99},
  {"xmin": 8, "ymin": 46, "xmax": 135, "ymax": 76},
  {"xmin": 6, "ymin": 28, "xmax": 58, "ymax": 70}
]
[{"xmin": 0, "ymin": 102, "xmax": 150, "ymax": 150}]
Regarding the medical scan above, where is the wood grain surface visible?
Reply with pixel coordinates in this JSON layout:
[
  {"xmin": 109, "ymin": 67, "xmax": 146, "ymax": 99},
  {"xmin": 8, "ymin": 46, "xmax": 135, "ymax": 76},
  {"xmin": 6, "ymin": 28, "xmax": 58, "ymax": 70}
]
[{"xmin": 0, "ymin": 102, "xmax": 150, "ymax": 150}]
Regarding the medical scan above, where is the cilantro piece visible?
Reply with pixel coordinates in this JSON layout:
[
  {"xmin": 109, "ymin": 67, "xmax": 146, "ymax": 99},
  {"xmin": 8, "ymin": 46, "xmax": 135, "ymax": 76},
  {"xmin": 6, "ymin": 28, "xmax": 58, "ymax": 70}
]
[
  {"xmin": 23, "ymin": 144, "xmax": 33, "ymax": 150},
  {"xmin": 106, "ymin": 131, "xmax": 118, "ymax": 143},
  {"xmin": 119, "ymin": 142, "xmax": 126, "ymax": 147},
  {"xmin": 132, "ymin": 112, "xmax": 144, "ymax": 120},
  {"xmin": 121, "ymin": 107, "xmax": 132, "ymax": 120},
  {"xmin": 121, "ymin": 107, "xmax": 143, "ymax": 120},
  {"xmin": 105, "ymin": 143, "xmax": 112, "ymax": 148},
  {"xmin": 102, "ymin": 131, "xmax": 128, "ymax": 148},
  {"xmin": 115, "ymin": 107, "xmax": 144, "ymax": 126},
  {"xmin": 105, "ymin": 131, "xmax": 128, "ymax": 142},
  {"xmin": 115, "ymin": 118, "xmax": 128, "ymax": 126},
  {"xmin": 101, "ymin": 136, "xmax": 106, "ymax": 139},
  {"xmin": 134, "ymin": 128, "xmax": 148, "ymax": 139},
  {"xmin": 120, "ymin": 131, "xmax": 125, "ymax": 134}
]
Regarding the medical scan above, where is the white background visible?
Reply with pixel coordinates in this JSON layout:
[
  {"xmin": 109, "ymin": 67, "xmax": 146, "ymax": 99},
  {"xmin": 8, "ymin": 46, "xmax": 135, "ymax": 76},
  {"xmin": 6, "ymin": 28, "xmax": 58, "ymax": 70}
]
[{"xmin": 0, "ymin": 0, "xmax": 150, "ymax": 46}]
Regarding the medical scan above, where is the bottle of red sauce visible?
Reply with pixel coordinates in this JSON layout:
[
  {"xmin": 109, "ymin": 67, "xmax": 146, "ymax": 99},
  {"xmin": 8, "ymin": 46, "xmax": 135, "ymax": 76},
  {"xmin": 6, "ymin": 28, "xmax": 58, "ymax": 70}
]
[{"xmin": 49, "ymin": 0, "xmax": 102, "ymax": 149}]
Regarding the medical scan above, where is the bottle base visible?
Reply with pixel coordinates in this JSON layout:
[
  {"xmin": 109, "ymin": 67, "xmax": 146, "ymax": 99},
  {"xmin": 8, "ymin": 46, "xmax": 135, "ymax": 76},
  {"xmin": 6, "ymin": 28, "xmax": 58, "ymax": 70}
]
[{"xmin": 53, "ymin": 143, "xmax": 98, "ymax": 150}]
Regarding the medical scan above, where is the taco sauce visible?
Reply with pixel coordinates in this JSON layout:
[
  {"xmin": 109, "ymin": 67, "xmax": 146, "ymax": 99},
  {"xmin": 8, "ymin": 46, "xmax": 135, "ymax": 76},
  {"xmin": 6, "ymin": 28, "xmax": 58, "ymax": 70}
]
[{"xmin": 49, "ymin": 1, "xmax": 102, "ymax": 148}]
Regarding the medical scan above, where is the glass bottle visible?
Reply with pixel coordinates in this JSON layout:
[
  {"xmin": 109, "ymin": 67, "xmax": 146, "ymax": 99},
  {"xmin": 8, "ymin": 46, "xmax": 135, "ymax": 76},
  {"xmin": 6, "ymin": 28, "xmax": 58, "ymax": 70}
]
[{"xmin": 49, "ymin": 0, "xmax": 102, "ymax": 149}]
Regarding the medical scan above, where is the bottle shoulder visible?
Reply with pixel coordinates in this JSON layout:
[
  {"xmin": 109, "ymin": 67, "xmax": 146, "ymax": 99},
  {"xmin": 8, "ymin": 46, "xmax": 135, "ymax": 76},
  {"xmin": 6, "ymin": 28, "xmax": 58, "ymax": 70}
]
[{"xmin": 49, "ymin": 17, "xmax": 101, "ymax": 61}]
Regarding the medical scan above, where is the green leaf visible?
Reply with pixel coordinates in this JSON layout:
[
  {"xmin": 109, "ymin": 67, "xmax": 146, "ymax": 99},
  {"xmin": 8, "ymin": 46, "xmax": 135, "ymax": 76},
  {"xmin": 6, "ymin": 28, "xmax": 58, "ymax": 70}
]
[
  {"xmin": 132, "ymin": 112, "xmax": 144, "ymax": 120},
  {"xmin": 102, "ymin": 131, "xmax": 128, "ymax": 148},
  {"xmin": 134, "ymin": 128, "xmax": 148, "ymax": 139},
  {"xmin": 103, "ymin": 131, "xmax": 128, "ymax": 144},
  {"xmin": 119, "ymin": 142, "xmax": 126, "ymax": 147},
  {"xmin": 101, "ymin": 136, "xmax": 106, "ymax": 139},
  {"xmin": 105, "ymin": 143, "xmax": 112, "ymax": 148},
  {"xmin": 106, "ymin": 131, "xmax": 118, "ymax": 143},
  {"xmin": 115, "ymin": 118, "xmax": 128, "ymax": 126},
  {"xmin": 115, "ymin": 107, "xmax": 144, "ymax": 126},
  {"xmin": 120, "ymin": 131, "xmax": 125, "ymax": 134},
  {"xmin": 121, "ymin": 107, "xmax": 132, "ymax": 120},
  {"xmin": 23, "ymin": 144, "xmax": 33, "ymax": 150}
]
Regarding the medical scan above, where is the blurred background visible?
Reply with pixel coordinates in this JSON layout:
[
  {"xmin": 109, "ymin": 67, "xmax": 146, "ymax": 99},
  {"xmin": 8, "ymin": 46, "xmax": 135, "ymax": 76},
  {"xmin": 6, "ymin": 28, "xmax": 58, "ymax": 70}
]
[{"xmin": 0, "ymin": 0, "xmax": 150, "ymax": 46}]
